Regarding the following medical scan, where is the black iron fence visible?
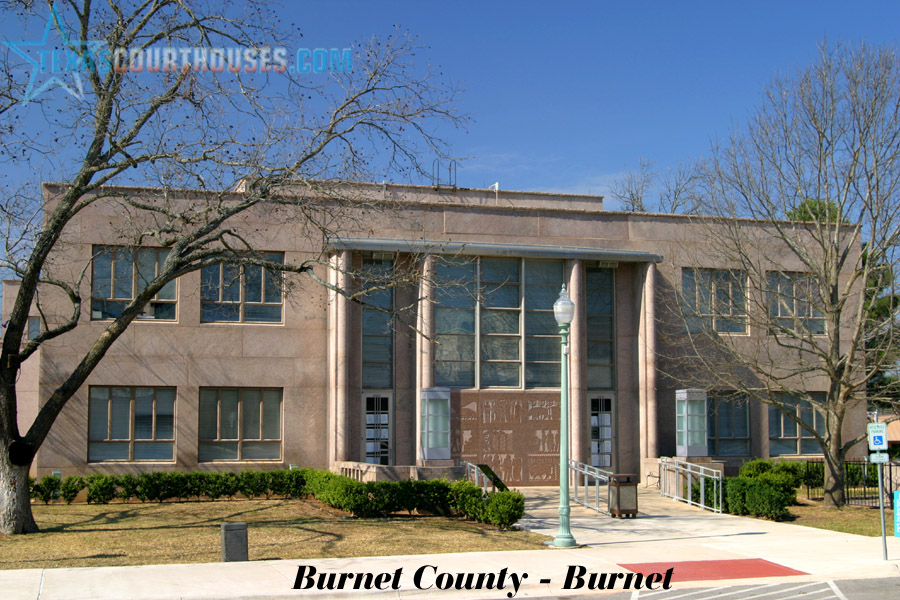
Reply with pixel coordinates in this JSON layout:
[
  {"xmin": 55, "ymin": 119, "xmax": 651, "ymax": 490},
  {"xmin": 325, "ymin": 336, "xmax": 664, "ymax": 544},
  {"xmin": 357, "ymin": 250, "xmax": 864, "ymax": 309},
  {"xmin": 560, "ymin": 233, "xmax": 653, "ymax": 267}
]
[{"xmin": 802, "ymin": 458, "xmax": 899, "ymax": 508}]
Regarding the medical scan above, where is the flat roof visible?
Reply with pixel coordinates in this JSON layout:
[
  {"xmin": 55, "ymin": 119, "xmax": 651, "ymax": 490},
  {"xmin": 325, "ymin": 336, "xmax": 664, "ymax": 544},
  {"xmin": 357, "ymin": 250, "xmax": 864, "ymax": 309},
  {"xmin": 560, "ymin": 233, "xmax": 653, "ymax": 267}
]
[{"xmin": 329, "ymin": 238, "xmax": 663, "ymax": 263}]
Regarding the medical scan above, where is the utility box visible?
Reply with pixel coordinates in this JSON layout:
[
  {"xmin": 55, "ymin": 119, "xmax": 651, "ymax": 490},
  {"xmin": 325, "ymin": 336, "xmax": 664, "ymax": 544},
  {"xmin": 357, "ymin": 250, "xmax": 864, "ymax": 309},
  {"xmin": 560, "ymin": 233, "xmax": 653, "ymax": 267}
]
[
  {"xmin": 608, "ymin": 473, "xmax": 638, "ymax": 518},
  {"xmin": 676, "ymin": 389, "xmax": 708, "ymax": 457},
  {"xmin": 221, "ymin": 522, "xmax": 248, "ymax": 561}
]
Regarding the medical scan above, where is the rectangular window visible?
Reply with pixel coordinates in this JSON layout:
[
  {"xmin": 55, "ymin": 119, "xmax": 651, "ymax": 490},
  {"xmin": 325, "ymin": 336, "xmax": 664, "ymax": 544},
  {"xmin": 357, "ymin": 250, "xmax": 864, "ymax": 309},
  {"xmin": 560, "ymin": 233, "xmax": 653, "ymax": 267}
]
[
  {"xmin": 480, "ymin": 258, "xmax": 521, "ymax": 387},
  {"xmin": 434, "ymin": 259, "xmax": 476, "ymax": 387},
  {"xmin": 91, "ymin": 247, "xmax": 176, "ymax": 320},
  {"xmin": 707, "ymin": 392, "xmax": 750, "ymax": 456},
  {"xmin": 590, "ymin": 395, "xmax": 614, "ymax": 468},
  {"xmin": 766, "ymin": 272, "xmax": 825, "ymax": 335},
  {"xmin": 768, "ymin": 392, "xmax": 825, "ymax": 456},
  {"xmin": 198, "ymin": 388, "xmax": 282, "ymax": 461},
  {"xmin": 363, "ymin": 392, "xmax": 391, "ymax": 465},
  {"xmin": 361, "ymin": 256, "xmax": 394, "ymax": 389},
  {"xmin": 433, "ymin": 258, "xmax": 616, "ymax": 390},
  {"xmin": 200, "ymin": 254, "xmax": 284, "ymax": 323},
  {"xmin": 586, "ymin": 267, "xmax": 615, "ymax": 389},
  {"xmin": 682, "ymin": 268, "xmax": 747, "ymax": 334},
  {"xmin": 524, "ymin": 259, "xmax": 564, "ymax": 387},
  {"xmin": 27, "ymin": 316, "xmax": 41, "ymax": 341},
  {"xmin": 88, "ymin": 386, "xmax": 175, "ymax": 461}
]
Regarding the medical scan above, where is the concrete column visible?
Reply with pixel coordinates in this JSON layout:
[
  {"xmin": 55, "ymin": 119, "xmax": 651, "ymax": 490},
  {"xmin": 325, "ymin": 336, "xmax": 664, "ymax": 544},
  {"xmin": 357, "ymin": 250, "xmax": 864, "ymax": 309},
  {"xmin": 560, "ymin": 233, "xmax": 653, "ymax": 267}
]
[
  {"xmin": 638, "ymin": 262, "xmax": 659, "ymax": 463},
  {"xmin": 567, "ymin": 259, "xmax": 587, "ymax": 465},
  {"xmin": 415, "ymin": 255, "xmax": 435, "ymax": 463},
  {"xmin": 334, "ymin": 249, "xmax": 353, "ymax": 463}
]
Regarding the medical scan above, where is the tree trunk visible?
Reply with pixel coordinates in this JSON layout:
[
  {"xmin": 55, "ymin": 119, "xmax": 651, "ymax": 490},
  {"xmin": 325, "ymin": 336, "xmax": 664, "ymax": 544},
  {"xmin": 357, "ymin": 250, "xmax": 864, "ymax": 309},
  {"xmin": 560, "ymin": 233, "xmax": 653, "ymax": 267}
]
[
  {"xmin": 822, "ymin": 435, "xmax": 845, "ymax": 509},
  {"xmin": 0, "ymin": 450, "xmax": 37, "ymax": 534}
]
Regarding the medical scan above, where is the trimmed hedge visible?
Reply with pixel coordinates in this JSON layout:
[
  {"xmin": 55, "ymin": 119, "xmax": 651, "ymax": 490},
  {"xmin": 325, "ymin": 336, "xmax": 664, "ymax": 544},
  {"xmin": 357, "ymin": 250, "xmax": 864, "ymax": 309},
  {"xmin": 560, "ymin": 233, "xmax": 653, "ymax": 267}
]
[
  {"xmin": 23, "ymin": 468, "xmax": 524, "ymax": 529},
  {"xmin": 724, "ymin": 462, "xmax": 800, "ymax": 521}
]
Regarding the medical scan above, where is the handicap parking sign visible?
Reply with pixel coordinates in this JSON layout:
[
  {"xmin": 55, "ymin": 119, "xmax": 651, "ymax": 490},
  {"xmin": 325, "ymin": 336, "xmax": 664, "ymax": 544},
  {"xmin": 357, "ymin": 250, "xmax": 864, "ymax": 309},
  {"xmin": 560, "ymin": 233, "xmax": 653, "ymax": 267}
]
[{"xmin": 868, "ymin": 423, "xmax": 888, "ymax": 451}]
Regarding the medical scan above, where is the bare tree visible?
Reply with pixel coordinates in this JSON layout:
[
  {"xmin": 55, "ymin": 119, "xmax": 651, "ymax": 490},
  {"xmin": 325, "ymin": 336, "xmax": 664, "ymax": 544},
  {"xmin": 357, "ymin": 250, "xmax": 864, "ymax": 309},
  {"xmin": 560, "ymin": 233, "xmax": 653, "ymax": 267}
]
[
  {"xmin": 0, "ymin": 0, "xmax": 462, "ymax": 533},
  {"xmin": 658, "ymin": 42, "xmax": 900, "ymax": 508},
  {"xmin": 658, "ymin": 161, "xmax": 700, "ymax": 214},
  {"xmin": 608, "ymin": 156, "xmax": 654, "ymax": 212}
]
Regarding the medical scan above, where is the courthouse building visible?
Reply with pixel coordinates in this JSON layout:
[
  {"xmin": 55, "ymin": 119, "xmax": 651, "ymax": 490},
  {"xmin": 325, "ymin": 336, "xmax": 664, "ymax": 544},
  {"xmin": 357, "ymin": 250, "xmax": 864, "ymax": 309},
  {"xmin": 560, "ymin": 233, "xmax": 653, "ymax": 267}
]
[{"xmin": 2, "ymin": 182, "xmax": 866, "ymax": 486}]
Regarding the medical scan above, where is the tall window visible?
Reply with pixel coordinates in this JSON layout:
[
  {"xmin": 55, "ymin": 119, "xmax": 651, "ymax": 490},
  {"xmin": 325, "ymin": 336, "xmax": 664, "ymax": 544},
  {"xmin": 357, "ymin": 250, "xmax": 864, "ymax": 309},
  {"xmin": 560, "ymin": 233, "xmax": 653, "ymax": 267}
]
[
  {"xmin": 480, "ymin": 258, "xmax": 521, "ymax": 386},
  {"xmin": 91, "ymin": 246, "xmax": 176, "ymax": 320},
  {"xmin": 768, "ymin": 392, "xmax": 825, "ymax": 456},
  {"xmin": 433, "ymin": 258, "xmax": 615, "ymax": 389},
  {"xmin": 88, "ymin": 387, "xmax": 175, "ymax": 461},
  {"xmin": 586, "ymin": 267, "xmax": 615, "ymax": 389},
  {"xmin": 590, "ymin": 396, "xmax": 614, "ymax": 468},
  {"xmin": 200, "ymin": 254, "xmax": 284, "ymax": 323},
  {"xmin": 682, "ymin": 268, "xmax": 747, "ymax": 334},
  {"xmin": 524, "ymin": 259, "xmax": 564, "ymax": 387},
  {"xmin": 707, "ymin": 392, "xmax": 750, "ymax": 456},
  {"xmin": 361, "ymin": 256, "xmax": 393, "ymax": 389},
  {"xmin": 434, "ymin": 260, "xmax": 476, "ymax": 387},
  {"xmin": 767, "ymin": 272, "xmax": 825, "ymax": 334},
  {"xmin": 199, "ymin": 388, "xmax": 282, "ymax": 461},
  {"xmin": 363, "ymin": 393, "xmax": 391, "ymax": 465}
]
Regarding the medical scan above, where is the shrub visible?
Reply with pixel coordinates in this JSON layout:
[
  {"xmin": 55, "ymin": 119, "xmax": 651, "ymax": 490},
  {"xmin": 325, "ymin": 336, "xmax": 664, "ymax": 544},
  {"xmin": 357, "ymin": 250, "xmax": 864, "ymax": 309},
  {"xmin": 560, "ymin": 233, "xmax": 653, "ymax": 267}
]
[
  {"xmin": 136, "ymin": 472, "xmax": 179, "ymax": 502},
  {"xmin": 33, "ymin": 475, "xmax": 61, "ymax": 504},
  {"xmin": 86, "ymin": 474, "xmax": 118, "ymax": 504},
  {"xmin": 756, "ymin": 472, "xmax": 798, "ymax": 505},
  {"xmin": 725, "ymin": 477, "xmax": 751, "ymax": 515},
  {"xmin": 267, "ymin": 470, "xmax": 291, "ymax": 497},
  {"xmin": 773, "ymin": 460, "xmax": 804, "ymax": 489},
  {"xmin": 744, "ymin": 477, "xmax": 791, "ymax": 520},
  {"xmin": 117, "ymin": 474, "xmax": 140, "ymax": 502},
  {"xmin": 450, "ymin": 479, "xmax": 486, "ymax": 522},
  {"xmin": 284, "ymin": 468, "xmax": 306, "ymax": 498},
  {"xmin": 418, "ymin": 479, "xmax": 452, "ymax": 516},
  {"xmin": 238, "ymin": 470, "xmax": 269, "ymax": 500},
  {"xmin": 60, "ymin": 475, "xmax": 86, "ymax": 504},
  {"xmin": 182, "ymin": 472, "xmax": 210, "ymax": 500},
  {"xmin": 485, "ymin": 490, "xmax": 525, "ymax": 529},
  {"xmin": 739, "ymin": 459, "xmax": 774, "ymax": 479}
]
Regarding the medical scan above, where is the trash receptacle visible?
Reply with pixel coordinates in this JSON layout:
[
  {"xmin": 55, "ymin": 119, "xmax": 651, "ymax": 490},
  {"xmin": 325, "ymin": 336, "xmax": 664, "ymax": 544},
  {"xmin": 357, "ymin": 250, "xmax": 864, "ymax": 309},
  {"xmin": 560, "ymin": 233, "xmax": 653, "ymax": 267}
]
[{"xmin": 609, "ymin": 474, "xmax": 638, "ymax": 518}]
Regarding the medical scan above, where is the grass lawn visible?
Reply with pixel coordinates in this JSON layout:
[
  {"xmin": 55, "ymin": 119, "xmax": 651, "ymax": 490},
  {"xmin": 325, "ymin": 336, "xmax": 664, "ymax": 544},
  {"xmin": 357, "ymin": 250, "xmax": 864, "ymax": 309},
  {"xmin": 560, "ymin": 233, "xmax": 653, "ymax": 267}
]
[
  {"xmin": 785, "ymin": 497, "xmax": 895, "ymax": 536},
  {"xmin": 0, "ymin": 499, "xmax": 549, "ymax": 570}
]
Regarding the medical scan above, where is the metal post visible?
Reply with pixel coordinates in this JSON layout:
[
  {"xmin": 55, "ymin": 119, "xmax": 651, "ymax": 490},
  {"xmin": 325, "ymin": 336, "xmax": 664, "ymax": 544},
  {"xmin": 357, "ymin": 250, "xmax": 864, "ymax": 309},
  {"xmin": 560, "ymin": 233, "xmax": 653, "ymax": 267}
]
[{"xmin": 553, "ymin": 320, "xmax": 576, "ymax": 547}]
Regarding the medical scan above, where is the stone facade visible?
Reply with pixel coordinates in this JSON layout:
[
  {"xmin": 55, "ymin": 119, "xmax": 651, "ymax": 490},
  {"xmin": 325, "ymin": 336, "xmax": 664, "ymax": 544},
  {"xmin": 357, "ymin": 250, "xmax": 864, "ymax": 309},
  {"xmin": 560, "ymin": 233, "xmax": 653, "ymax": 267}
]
[{"xmin": 2, "ymin": 182, "xmax": 867, "ymax": 486}]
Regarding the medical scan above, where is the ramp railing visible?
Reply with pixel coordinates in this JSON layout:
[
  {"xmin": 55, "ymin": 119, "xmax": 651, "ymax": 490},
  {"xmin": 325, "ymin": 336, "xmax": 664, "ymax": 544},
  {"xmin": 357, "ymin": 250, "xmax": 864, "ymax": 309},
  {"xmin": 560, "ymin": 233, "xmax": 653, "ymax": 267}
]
[
  {"xmin": 658, "ymin": 457, "xmax": 723, "ymax": 513},
  {"xmin": 569, "ymin": 459, "xmax": 613, "ymax": 514}
]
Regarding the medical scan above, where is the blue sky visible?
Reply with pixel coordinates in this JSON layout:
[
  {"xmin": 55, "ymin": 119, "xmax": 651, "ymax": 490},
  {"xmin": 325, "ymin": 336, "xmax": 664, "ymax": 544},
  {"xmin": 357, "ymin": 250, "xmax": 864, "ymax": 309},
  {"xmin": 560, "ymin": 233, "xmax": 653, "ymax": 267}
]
[
  {"xmin": 289, "ymin": 0, "xmax": 900, "ymax": 206},
  {"xmin": 3, "ymin": 1, "xmax": 900, "ymax": 208}
]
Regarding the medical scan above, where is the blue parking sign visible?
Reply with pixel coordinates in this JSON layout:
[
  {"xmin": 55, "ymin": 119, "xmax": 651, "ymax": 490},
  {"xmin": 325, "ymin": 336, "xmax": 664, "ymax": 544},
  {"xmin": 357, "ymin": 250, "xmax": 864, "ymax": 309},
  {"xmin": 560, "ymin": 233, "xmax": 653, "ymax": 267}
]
[{"xmin": 874, "ymin": 434, "xmax": 885, "ymax": 446}]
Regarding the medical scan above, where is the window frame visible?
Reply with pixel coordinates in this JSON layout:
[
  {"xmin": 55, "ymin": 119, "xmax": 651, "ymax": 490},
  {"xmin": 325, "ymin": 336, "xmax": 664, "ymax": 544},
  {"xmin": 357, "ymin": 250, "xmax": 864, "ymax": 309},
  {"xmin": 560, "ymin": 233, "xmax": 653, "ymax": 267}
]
[
  {"xmin": 706, "ymin": 392, "xmax": 751, "ymax": 457},
  {"xmin": 768, "ymin": 392, "xmax": 826, "ymax": 456},
  {"xmin": 766, "ymin": 271, "xmax": 826, "ymax": 335},
  {"xmin": 200, "ymin": 253, "xmax": 284, "ymax": 324},
  {"xmin": 682, "ymin": 268, "xmax": 748, "ymax": 335},
  {"xmin": 91, "ymin": 246, "xmax": 177, "ymax": 321},
  {"xmin": 87, "ymin": 386, "xmax": 176, "ymax": 462},
  {"xmin": 198, "ymin": 387, "xmax": 283, "ymax": 462},
  {"xmin": 432, "ymin": 258, "xmax": 616, "ymax": 390}
]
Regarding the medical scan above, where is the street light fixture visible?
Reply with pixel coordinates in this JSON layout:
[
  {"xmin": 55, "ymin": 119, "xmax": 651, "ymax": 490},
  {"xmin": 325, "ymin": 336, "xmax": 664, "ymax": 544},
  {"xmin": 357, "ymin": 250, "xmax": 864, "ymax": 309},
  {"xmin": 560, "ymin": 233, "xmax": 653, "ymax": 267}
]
[{"xmin": 552, "ymin": 284, "xmax": 576, "ymax": 547}]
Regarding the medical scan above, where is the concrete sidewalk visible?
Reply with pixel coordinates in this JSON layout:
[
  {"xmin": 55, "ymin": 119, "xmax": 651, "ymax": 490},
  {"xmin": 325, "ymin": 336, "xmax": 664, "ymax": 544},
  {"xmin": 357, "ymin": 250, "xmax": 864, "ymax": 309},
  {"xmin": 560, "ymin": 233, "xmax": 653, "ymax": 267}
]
[{"xmin": 4, "ymin": 487, "xmax": 900, "ymax": 600}]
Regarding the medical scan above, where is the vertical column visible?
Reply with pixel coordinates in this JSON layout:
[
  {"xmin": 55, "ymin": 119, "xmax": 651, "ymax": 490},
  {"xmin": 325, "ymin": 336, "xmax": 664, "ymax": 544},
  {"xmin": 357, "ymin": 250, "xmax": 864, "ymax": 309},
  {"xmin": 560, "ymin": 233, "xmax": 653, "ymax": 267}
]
[
  {"xmin": 334, "ymin": 249, "xmax": 354, "ymax": 463},
  {"xmin": 638, "ymin": 262, "xmax": 659, "ymax": 463},
  {"xmin": 416, "ymin": 255, "xmax": 435, "ymax": 463},
  {"xmin": 567, "ymin": 259, "xmax": 587, "ymax": 464}
]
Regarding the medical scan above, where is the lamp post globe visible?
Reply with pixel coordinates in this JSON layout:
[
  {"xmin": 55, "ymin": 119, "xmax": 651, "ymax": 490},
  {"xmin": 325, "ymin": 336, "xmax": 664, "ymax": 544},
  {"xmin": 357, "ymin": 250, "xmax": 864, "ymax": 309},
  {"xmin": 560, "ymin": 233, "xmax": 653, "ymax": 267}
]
[{"xmin": 552, "ymin": 284, "xmax": 577, "ymax": 547}]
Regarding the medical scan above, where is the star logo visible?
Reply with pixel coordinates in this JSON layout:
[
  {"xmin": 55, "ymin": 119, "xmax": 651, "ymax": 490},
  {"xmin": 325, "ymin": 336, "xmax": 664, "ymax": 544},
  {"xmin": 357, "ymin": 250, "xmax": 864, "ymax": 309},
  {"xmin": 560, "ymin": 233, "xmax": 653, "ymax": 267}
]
[{"xmin": 4, "ymin": 6, "xmax": 104, "ymax": 102}]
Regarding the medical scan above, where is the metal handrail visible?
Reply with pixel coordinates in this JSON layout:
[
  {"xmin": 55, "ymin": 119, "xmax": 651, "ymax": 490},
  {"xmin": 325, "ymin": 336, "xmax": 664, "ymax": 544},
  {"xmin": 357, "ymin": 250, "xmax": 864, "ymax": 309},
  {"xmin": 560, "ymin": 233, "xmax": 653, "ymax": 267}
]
[
  {"xmin": 457, "ymin": 459, "xmax": 494, "ymax": 493},
  {"xmin": 658, "ymin": 457, "xmax": 723, "ymax": 513},
  {"xmin": 569, "ymin": 459, "xmax": 613, "ymax": 514}
]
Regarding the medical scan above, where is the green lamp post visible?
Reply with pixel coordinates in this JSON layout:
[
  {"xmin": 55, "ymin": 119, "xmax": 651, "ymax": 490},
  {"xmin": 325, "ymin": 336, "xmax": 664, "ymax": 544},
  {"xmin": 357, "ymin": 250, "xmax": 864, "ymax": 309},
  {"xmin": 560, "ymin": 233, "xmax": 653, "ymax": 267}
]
[{"xmin": 552, "ymin": 284, "xmax": 576, "ymax": 547}]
